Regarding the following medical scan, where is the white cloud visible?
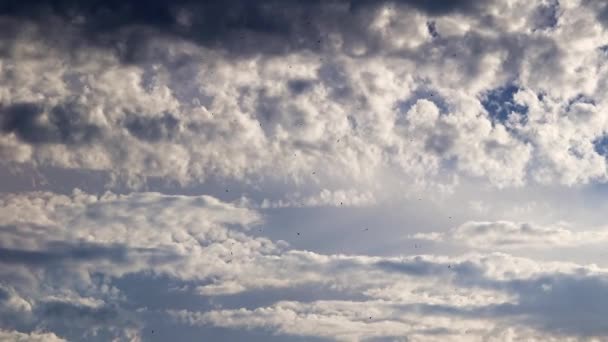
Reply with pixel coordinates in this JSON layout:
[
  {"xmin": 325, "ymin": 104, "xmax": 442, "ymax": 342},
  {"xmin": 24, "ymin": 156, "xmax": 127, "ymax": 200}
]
[
  {"xmin": 0, "ymin": 330, "xmax": 66, "ymax": 342},
  {"xmin": 256, "ymin": 188, "xmax": 376, "ymax": 208},
  {"xmin": 1, "ymin": 0, "xmax": 607, "ymax": 194},
  {"xmin": 414, "ymin": 221, "xmax": 608, "ymax": 249}
]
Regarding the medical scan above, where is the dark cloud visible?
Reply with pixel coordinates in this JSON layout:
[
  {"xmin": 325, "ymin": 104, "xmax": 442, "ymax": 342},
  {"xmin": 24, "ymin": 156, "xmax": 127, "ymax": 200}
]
[
  {"xmin": 124, "ymin": 112, "xmax": 179, "ymax": 142},
  {"xmin": 0, "ymin": 242, "xmax": 130, "ymax": 266},
  {"xmin": 0, "ymin": 102, "xmax": 102, "ymax": 145},
  {"xmin": 351, "ymin": 0, "xmax": 483, "ymax": 16},
  {"xmin": 426, "ymin": 20, "xmax": 439, "ymax": 38},
  {"xmin": 0, "ymin": 0, "xmax": 322, "ymax": 60},
  {"xmin": 0, "ymin": 239, "xmax": 177, "ymax": 267},
  {"xmin": 0, "ymin": 0, "xmax": 491, "ymax": 62},
  {"xmin": 287, "ymin": 79, "xmax": 315, "ymax": 95},
  {"xmin": 39, "ymin": 300, "xmax": 118, "ymax": 323}
]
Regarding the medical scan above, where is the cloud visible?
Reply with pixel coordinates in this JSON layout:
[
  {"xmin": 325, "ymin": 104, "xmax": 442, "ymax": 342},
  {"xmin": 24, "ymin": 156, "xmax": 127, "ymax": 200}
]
[
  {"xmin": 2, "ymin": 1, "xmax": 608, "ymax": 340},
  {"xmin": 256, "ymin": 189, "xmax": 376, "ymax": 208},
  {"xmin": 0, "ymin": 0, "xmax": 488, "ymax": 59},
  {"xmin": 0, "ymin": 330, "xmax": 65, "ymax": 342},
  {"xmin": 0, "ymin": 102, "xmax": 102, "ymax": 145},
  {"xmin": 171, "ymin": 260, "xmax": 608, "ymax": 341},
  {"xmin": 2, "ymin": 190, "xmax": 608, "ymax": 340},
  {"xmin": 0, "ymin": 0, "xmax": 606, "ymax": 193},
  {"xmin": 123, "ymin": 112, "xmax": 180, "ymax": 142},
  {"xmin": 0, "ymin": 190, "xmax": 263, "ymax": 340},
  {"xmin": 413, "ymin": 221, "xmax": 608, "ymax": 249}
]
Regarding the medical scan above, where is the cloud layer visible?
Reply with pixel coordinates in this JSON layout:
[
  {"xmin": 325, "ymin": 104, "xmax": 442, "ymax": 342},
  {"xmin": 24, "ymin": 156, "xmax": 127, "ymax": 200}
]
[
  {"xmin": 414, "ymin": 221, "xmax": 608, "ymax": 249},
  {"xmin": 1, "ymin": 0, "xmax": 608, "ymax": 194},
  {"xmin": 0, "ymin": 190, "xmax": 607, "ymax": 341},
  {"xmin": 2, "ymin": 0, "xmax": 608, "ymax": 341}
]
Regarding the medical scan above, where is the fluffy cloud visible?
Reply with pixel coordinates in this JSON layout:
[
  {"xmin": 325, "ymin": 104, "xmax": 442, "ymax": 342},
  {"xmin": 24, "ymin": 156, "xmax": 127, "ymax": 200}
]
[{"xmin": 0, "ymin": 0, "xmax": 607, "ymax": 194}]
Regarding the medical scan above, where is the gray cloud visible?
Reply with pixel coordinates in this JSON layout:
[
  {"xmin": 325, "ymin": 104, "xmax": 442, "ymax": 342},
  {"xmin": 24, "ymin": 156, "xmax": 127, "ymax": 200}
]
[
  {"xmin": 0, "ymin": 242, "xmax": 129, "ymax": 265},
  {"xmin": 0, "ymin": 102, "xmax": 102, "ymax": 145},
  {"xmin": 0, "ymin": 0, "xmax": 489, "ymax": 60},
  {"xmin": 287, "ymin": 79, "xmax": 315, "ymax": 96},
  {"xmin": 124, "ymin": 112, "xmax": 179, "ymax": 142}
]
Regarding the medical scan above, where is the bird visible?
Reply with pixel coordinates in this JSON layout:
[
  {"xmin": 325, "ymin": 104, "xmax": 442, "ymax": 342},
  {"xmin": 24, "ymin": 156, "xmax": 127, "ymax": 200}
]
[{"xmin": 297, "ymin": 232, "xmax": 300, "ymax": 236}]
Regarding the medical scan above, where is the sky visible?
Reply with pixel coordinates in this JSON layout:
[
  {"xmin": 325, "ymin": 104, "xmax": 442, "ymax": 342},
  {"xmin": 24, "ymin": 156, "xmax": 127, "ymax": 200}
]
[{"xmin": 2, "ymin": 0, "xmax": 608, "ymax": 341}]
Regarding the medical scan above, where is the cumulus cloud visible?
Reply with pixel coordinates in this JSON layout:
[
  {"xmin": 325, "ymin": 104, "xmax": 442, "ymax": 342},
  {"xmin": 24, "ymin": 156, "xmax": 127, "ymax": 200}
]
[{"xmin": 0, "ymin": 0, "xmax": 607, "ymax": 193}]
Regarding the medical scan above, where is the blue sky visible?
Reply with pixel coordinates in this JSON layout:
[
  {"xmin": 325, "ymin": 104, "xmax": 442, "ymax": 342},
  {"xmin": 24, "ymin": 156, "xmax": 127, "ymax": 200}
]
[{"xmin": 2, "ymin": 0, "xmax": 608, "ymax": 341}]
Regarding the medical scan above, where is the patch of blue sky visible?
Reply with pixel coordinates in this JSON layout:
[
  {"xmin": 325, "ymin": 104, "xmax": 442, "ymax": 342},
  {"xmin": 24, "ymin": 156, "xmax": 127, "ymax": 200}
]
[{"xmin": 480, "ymin": 84, "xmax": 528, "ymax": 125}]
